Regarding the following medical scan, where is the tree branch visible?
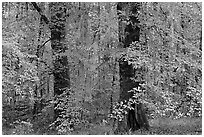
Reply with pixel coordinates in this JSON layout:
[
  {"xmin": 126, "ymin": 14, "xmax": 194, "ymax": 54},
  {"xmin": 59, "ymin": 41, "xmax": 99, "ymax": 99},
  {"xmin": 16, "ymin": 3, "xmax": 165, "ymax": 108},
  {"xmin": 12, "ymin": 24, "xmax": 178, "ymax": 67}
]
[
  {"xmin": 31, "ymin": 2, "xmax": 49, "ymax": 24},
  {"xmin": 40, "ymin": 38, "xmax": 51, "ymax": 49}
]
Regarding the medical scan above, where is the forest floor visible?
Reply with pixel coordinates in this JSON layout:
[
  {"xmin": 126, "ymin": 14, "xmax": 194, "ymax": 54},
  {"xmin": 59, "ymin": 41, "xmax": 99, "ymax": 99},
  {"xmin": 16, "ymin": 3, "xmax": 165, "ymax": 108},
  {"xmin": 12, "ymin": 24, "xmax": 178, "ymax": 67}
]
[
  {"xmin": 132, "ymin": 117, "xmax": 202, "ymax": 135},
  {"xmin": 73, "ymin": 117, "xmax": 202, "ymax": 135},
  {"xmin": 2, "ymin": 117, "xmax": 202, "ymax": 135}
]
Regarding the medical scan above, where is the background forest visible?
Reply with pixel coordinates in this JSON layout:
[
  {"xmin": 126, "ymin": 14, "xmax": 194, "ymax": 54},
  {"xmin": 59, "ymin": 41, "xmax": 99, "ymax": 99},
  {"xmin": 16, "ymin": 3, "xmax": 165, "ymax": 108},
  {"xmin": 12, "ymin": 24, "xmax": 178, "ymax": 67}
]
[{"xmin": 2, "ymin": 2, "xmax": 202, "ymax": 135}]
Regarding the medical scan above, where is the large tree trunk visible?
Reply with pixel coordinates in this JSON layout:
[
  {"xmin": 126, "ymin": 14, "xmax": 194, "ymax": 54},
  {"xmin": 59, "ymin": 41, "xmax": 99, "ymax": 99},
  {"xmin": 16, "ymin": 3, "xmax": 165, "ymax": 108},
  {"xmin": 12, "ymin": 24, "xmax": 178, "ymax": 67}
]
[
  {"xmin": 117, "ymin": 2, "xmax": 149, "ymax": 132},
  {"xmin": 49, "ymin": 2, "xmax": 70, "ymax": 122}
]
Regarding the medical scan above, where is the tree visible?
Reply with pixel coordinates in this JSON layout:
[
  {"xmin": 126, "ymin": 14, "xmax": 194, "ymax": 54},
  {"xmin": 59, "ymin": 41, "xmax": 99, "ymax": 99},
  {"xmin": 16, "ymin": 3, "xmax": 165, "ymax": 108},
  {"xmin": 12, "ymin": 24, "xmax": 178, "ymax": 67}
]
[
  {"xmin": 46, "ymin": 3, "xmax": 70, "ymax": 128},
  {"xmin": 31, "ymin": 2, "xmax": 71, "ymax": 130},
  {"xmin": 116, "ymin": 2, "xmax": 149, "ymax": 132}
]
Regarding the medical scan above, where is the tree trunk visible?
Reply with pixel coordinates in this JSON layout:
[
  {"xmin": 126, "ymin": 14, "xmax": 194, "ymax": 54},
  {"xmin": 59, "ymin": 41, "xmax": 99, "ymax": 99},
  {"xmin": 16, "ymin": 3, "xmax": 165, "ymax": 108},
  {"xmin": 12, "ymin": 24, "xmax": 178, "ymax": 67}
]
[
  {"xmin": 49, "ymin": 2, "xmax": 70, "ymax": 122},
  {"xmin": 117, "ymin": 2, "xmax": 149, "ymax": 132}
]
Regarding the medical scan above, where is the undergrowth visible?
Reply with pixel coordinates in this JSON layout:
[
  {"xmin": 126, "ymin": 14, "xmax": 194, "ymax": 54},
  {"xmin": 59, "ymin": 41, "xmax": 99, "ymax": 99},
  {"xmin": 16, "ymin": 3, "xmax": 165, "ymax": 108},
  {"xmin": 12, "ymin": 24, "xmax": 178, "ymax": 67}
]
[{"xmin": 3, "ymin": 117, "xmax": 201, "ymax": 135}]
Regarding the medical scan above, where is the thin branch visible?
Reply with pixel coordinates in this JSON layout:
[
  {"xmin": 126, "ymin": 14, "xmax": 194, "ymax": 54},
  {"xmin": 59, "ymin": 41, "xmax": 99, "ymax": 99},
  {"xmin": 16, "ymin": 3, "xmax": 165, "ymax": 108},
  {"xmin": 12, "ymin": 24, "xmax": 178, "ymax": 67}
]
[{"xmin": 39, "ymin": 38, "xmax": 51, "ymax": 50}]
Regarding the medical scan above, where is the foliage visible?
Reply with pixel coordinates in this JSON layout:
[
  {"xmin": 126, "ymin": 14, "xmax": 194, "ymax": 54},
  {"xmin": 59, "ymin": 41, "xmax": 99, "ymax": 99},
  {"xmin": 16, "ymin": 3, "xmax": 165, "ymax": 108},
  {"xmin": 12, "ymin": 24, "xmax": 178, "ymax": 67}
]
[
  {"xmin": 12, "ymin": 121, "xmax": 34, "ymax": 135},
  {"xmin": 2, "ymin": 2, "xmax": 39, "ymax": 129},
  {"xmin": 109, "ymin": 84, "xmax": 150, "ymax": 121},
  {"xmin": 50, "ymin": 89, "xmax": 88, "ymax": 134}
]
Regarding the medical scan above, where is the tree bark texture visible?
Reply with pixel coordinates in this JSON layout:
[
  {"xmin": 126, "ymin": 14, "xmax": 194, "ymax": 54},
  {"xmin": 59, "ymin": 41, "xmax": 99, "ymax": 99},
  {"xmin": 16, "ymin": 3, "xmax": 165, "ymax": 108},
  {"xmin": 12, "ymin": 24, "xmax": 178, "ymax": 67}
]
[
  {"xmin": 117, "ymin": 2, "xmax": 149, "ymax": 132},
  {"xmin": 49, "ymin": 2, "xmax": 70, "ymax": 120}
]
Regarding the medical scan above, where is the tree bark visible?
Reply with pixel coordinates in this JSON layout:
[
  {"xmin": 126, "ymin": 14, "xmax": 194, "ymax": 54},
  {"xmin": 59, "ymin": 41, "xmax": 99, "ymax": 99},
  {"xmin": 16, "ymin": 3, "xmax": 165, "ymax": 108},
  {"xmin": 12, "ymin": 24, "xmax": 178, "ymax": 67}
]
[
  {"xmin": 49, "ymin": 2, "xmax": 70, "ymax": 121},
  {"xmin": 117, "ymin": 2, "xmax": 149, "ymax": 132}
]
